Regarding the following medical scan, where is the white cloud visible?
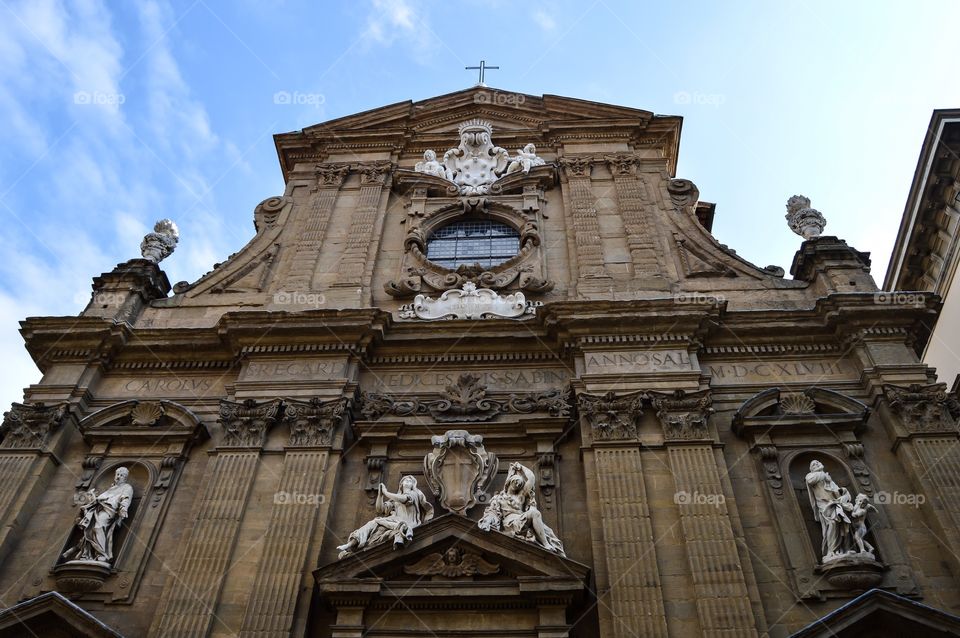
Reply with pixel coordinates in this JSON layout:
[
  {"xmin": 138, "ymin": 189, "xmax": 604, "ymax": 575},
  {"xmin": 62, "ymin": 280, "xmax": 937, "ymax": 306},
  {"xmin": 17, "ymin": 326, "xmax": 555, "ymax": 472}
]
[
  {"xmin": 139, "ymin": 0, "xmax": 218, "ymax": 157},
  {"xmin": 0, "ymin": 0, "xmax": 237, "ymax": 411},
  {"xmin": 532, "ymin": 9, "xmax": 557, "ymax": 32},
  {"xmin": 362, "ymin": 0, "xmax": 439, "ymax": 64}
]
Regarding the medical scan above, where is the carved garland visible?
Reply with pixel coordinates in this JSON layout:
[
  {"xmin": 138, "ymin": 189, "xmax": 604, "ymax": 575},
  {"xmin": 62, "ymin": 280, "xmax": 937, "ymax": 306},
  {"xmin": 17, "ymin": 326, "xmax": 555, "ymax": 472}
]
[
  {"xmin": 384, "ymin": 198, "xmax": 554, "ymax": 297},
  {"xmin": 359, "ymin": 373, "xmax": 570, "ymax": 422}
]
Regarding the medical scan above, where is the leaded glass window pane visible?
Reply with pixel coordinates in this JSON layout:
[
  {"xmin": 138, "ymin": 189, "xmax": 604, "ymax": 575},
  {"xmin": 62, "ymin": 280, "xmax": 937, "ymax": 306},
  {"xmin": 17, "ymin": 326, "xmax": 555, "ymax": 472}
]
[{"xmin": 426, "ymin": 220, "xmax": 520, "ymax": 269}]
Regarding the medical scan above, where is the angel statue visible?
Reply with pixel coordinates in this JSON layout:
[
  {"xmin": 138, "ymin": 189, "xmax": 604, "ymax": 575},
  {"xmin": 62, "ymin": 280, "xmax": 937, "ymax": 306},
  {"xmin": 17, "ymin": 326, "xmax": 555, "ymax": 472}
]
[
  {"xmin": 850, "ymin": 493, "xmax": 878, "ymax": 555},
  {"xmin": 505, "ymin": 143, "xmax": 546, "ymax": 175},
  {"xmin": 62, "ymin": 466, "xmax": 134, "ymax": 565},
  {"xmin": 478, "ymin": 462, "xmax": 565, "ymax": 555},
  {"xmin": 337, "ymin": 475, "xmax": 434, "ymax": 559},
  {"xmin": 414, "ymin": 150, "xmax": 448, "ymax": 180}
]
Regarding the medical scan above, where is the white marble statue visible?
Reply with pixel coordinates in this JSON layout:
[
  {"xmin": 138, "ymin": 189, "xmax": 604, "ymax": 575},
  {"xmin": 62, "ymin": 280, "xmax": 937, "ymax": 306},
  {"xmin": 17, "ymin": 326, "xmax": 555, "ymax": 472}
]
[
  {"xmin": 805, "ymin": 459, "xmax": 877, "ymax": 563},
  {"xmin": 505, "ymin": 143, "xmax": 546, "ymax": 175},
  {"xmin": 414, "ymin": 150, "xmax": 448, "ymax": 180},
  {"xmin": 442, "ymin": 119, "xmax": 510, "ymax": 195},
  {"xmin": 806, "ymin": 460, "xmax": 852, "ymax": 561},
  {"xmin": 62, "ymin": 466, "xmax": 134, "ymax": 565},
  {"xmin": 140, "ymin": 218, "xmax": 180, "ymax": 263},
  {"xmin": 850, "ymin": 492, "xmax": 877, "ymax": 555},
  {"xmin": 478, "ymin": 462, "xmax": 565, "ymax": 555},
  {"xmin": 337, "ymin": 475, "xmax": 434, "ymax": 559}
]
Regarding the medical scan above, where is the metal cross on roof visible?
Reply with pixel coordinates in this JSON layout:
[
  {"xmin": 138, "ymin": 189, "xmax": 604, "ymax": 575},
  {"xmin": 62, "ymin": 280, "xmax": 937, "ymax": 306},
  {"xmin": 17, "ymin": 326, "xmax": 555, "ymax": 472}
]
[{"xmin": 466, "ymin": 60, "xmax": 499, "ymax": 87}]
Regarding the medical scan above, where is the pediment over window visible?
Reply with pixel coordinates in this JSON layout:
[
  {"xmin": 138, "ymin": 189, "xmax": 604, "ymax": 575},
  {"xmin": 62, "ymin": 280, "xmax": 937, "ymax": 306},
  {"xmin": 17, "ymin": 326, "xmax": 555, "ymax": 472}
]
[
  {"xmin": 790, "ymin": 588, "xmax": 960, "ymax": 638},
  {"xmin": 733, "ymin": 387, "xmax": 870, "ymax": 438}
]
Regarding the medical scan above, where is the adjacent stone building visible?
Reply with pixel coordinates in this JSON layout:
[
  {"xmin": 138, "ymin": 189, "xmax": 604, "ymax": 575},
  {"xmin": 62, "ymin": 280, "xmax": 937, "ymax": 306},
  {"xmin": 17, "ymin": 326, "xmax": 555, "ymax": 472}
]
[
  {"xmin": 2, "ymin": 87, "xmax": 960, "ymax": 637},
  {"xmin": 885, "ymin": 107, "xmax": 960, "ymax": 389}
]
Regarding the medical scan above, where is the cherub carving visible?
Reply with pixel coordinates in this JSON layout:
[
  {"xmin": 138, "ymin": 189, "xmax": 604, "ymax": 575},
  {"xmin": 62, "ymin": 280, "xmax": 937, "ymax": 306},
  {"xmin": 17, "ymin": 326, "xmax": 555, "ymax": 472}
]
[
  {"xmin": 505, "ymin": 143, "xmax": 545, "ymax": 175},
  {"xmin": 850, "ymin": 492, "xmax": 877, "ymax": 555},
  {"xmin": 414, "ymin": 150, "xmax": 448, "ymax": 180},
  {"xmin": 403, "ymin": 546, "xmax": 500, "ymax": 577}
]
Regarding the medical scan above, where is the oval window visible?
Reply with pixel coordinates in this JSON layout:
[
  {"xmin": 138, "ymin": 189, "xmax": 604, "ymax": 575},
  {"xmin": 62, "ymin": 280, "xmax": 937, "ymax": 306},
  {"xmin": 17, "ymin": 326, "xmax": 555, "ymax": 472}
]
[{"xmin": 425, "ymin": 220, "xmax": 520, "ymax": 270}]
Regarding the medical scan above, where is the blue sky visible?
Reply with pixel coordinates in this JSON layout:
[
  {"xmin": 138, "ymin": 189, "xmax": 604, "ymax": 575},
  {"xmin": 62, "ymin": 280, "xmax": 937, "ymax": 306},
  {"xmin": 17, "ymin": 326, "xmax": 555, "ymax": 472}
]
[{"xmin": 1, "ymin": 0, "xmax": 958, "ymax": 408}]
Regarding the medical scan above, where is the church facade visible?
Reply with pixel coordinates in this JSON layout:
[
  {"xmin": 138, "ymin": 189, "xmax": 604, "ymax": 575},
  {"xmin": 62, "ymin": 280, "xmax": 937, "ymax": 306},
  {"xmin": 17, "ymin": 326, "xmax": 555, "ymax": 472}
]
[{"xmin": 2, "ymin": 87, "xmax": 960, "ymax": 637}]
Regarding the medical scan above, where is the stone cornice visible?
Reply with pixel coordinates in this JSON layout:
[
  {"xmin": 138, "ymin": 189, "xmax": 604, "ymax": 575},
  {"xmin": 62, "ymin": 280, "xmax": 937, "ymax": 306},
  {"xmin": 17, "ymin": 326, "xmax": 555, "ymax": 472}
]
[{"xmin": 21, "ymin": 295, "xmax": 928, "ymax": 376}]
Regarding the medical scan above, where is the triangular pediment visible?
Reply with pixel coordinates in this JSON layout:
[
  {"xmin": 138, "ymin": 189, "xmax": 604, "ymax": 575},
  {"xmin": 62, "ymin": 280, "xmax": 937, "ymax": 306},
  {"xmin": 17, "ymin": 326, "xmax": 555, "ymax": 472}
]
[
  {"xmin": 297, "ymin": 86, "xmax": 657, "ymax": 135},
  {"xmin": 275, "ymin": 87, "xmax": 677, "ymax": 179},
  {"xmin": 0, "ymin": 592, "xmax": 123, "ymax": 638},
  {"xmin": 790, "ymin": 588, "xmax": 960, "ymax": 638},
  {"xmin": 314, "ymin": 513, "xmax": 589, "ymax": 584}
]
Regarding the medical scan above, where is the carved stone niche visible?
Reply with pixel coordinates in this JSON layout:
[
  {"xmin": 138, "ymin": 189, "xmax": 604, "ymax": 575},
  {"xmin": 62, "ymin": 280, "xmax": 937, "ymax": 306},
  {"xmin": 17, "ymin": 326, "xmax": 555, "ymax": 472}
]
[
  {"xmin": 733, "ymin": 387, "xmax": 918, "ymax": 600},
  {"xmin": 384, "ymin": 197, "xmax": 555, "ymax": 298},
  {"xmin": 36, "ymin": 400, "xmax": 208, "ymax": 604},
  {"xmin": 54, "ymin": 462, "xmax": 148, "ymax": 595}
]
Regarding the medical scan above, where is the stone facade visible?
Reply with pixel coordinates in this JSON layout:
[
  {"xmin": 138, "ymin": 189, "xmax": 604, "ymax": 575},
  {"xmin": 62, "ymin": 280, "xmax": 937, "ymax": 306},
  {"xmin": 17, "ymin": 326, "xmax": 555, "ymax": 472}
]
[{"xmin": 1, "ymin": 88, "xmax": 958, "ymax": 637}]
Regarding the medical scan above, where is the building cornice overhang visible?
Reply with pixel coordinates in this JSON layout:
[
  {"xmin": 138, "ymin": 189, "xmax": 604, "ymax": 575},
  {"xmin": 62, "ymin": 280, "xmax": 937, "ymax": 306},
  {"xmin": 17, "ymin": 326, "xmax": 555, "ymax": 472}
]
[
  {"xmin": 702, "ymin": 292, "xmax": 940, "ymax": 350},
  {"xmin": 885, "ymin": 108, "xmax": 960, "ymax": 291},
  {"xmin": 21, "ymin": 294, "xmax": 929, "ymax": 374}
]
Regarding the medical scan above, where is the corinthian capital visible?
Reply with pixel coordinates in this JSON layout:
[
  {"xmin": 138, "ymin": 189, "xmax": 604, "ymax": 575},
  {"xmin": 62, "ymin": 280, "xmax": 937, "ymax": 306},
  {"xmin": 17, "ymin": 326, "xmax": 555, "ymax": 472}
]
[{"xmin": 1, "ymin": 402, "xmax": 69, "ymax": 449}]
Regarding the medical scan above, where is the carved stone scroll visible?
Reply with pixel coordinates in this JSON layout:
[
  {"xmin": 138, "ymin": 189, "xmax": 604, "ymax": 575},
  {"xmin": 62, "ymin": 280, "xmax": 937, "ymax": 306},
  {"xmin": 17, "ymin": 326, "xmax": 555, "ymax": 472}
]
[{"xmin": 398, "ymin": 282, "xmax": 541, "ymax": 320}]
